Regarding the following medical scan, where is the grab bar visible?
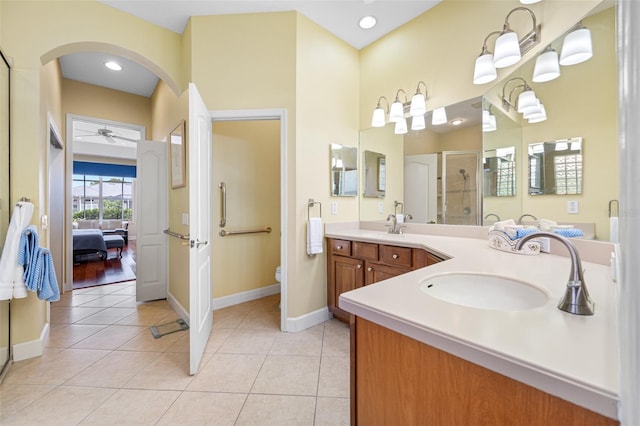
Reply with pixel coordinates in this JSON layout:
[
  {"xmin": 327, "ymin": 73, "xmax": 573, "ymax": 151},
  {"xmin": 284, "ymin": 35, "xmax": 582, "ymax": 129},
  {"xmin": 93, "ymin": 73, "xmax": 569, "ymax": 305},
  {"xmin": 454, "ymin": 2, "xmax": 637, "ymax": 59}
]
[
  {"xmin": 163, "ymin": 228, "xmax": 190, "ymax": 240},
  {"xmin": 219, "ymin": 182, "xmax": 226, "ymax": 227},
  {"xmin": 219, "ymin": 226, "xmax": 272, "ymax": 237}
]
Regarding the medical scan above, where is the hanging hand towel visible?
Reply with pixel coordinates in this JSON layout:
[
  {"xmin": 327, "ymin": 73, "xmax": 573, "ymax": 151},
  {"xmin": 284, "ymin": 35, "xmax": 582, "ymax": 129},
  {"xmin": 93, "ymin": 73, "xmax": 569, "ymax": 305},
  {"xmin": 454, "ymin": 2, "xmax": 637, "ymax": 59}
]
[
  {"xmin": 0, "ymin": 202, "xmax": 34, "ymax": 300},
  {"xmin": 18, "ymin": 225, "xmax": 39, "ymax": 288},
  {"xmin": 307, "ymin": 217, "xmax": 323, "ymax": 255}
]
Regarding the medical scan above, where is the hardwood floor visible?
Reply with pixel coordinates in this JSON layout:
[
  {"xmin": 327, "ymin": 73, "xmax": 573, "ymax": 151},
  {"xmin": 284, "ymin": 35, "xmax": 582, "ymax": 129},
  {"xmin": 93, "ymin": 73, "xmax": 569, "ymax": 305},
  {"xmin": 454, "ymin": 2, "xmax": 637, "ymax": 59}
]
[{"xmin": 73, "ymin": 240, "xmax": 136, "ymax": 289}]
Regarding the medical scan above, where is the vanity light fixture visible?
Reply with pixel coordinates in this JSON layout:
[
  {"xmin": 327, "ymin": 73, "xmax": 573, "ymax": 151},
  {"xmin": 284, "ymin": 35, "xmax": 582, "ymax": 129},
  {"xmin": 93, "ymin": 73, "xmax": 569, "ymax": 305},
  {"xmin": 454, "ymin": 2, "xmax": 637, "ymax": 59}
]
[
  {"xmin": 394, "ymin": 117, "xmax": 408, "ymax": 135},
  {"xmin": 411, "ymin": 114, "xmax": 426, "ymax": 131},
  {"xmin": 409, "ymin": 81, "xmax": 428, "ymax": 116},
  {"xmin": 532, "ymin": 45, "xmax": 560, "ymax": 82},
  {"xmin": 502, "ymin": 77, "xmax": 547, "ymax": 123},
  {"xmin": 371, "ymin": 96, "xmax": 389, "ymax": 127},
  {"xmin": 389, "ymin": 89, "xmax": 408, "ymax": 122},
  {"xmin": 560, "ymin": 21, "xmax": 593, "ymax": 66},
  {"xmin": 482, "ymin": 109, "xmax": 497, "ymax": 132},
  {"xmin": 472, "ymin": 7, "xmax": 541, "ymax": 84},
  {"xmin": 431, "ymin": 107, "xmax": 448, "ymax": 125},
  {"xmin": 104, "ymin": 61, "xmax": 122, "ymax": 71}
]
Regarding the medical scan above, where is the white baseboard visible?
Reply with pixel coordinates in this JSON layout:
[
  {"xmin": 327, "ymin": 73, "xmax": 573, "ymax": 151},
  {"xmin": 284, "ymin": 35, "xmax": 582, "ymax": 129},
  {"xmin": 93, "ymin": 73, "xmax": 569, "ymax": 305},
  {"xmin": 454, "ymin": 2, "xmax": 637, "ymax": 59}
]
[
  {"xmin": 285, "ymin": 306, "xmax": 332, "ymax": 332},
  {"xmin": 13, "ymin": 322, "xmax": 49, "ymax": 362},
  {"xmin": 167, "ymin": 291, "xmax": 189, "ymax": 324},
  {"xmin": 212, "ymin": 283, "xmax": 280, "ymax": 310}
]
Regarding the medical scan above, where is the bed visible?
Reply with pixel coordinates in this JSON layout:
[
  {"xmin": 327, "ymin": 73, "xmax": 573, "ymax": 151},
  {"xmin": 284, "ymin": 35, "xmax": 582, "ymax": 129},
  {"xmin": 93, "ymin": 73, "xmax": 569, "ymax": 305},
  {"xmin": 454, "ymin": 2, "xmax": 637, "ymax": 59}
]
[{"xmin": 73, "ymin": 229, "xmax": 107, "ymax": 262}]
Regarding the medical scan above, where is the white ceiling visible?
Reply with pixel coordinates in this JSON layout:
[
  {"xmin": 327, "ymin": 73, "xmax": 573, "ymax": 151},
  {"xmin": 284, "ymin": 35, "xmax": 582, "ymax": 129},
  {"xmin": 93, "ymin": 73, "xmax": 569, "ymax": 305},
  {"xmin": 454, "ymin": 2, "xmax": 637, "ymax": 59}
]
[{"xmin": 60, "ymin": 0, "xmax": 441, "ymax": 98}]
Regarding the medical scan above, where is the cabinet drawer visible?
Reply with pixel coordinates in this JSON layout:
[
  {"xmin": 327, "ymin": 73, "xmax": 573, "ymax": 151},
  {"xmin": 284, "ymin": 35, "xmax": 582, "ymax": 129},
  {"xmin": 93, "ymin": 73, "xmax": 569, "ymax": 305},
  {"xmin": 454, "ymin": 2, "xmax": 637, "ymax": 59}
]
[
  {"xmin": 379, "ymin": 245, "xmax": 413, "ymax": 268},
  {"xmin": 331, "ymin": 239, "xmax": 351, "ymax": 256},
  {"xmin": 353, "ymin": 241, "xmax": 379, "ymax": 261}
]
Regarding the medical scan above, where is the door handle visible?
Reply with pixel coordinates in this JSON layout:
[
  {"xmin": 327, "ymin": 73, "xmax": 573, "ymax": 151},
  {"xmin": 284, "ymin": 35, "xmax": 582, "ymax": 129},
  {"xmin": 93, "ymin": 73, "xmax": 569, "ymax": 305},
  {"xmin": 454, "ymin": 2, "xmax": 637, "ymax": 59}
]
[{"xmin": 190, "ymin": 239, "xmax": 209, "ymax": 248}]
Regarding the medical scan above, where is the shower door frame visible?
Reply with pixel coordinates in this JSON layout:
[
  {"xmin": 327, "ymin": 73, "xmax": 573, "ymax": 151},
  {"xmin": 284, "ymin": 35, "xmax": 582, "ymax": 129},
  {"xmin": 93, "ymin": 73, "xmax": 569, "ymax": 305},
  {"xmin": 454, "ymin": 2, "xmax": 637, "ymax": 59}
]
[{"xmin": 441, "ymin": 150, "xmax": 482, "ymax": 226}]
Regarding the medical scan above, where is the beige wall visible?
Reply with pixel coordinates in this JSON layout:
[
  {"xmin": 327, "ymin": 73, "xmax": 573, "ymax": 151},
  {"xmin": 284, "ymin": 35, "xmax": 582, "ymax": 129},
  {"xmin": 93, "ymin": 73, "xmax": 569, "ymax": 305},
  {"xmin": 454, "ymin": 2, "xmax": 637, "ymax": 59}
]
[{"xmin": 212, "ymin": 120, "xmax": 280, "ymax": 298}]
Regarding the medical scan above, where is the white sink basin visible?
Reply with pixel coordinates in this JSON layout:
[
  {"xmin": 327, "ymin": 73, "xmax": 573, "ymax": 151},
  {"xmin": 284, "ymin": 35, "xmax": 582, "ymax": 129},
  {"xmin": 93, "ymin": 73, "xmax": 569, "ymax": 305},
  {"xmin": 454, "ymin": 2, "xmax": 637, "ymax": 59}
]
[{"xmin": 419, "ymin": 273, "xmax": 549, "ymax": 311}]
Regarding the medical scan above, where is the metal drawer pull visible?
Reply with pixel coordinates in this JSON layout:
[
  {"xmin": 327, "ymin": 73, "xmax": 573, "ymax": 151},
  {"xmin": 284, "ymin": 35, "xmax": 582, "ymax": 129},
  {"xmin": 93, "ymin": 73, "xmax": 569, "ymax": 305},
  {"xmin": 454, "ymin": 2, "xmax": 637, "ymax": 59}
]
[{"xmin": 393, "ymin": 254, "xmax": 399, "ymax": 259}]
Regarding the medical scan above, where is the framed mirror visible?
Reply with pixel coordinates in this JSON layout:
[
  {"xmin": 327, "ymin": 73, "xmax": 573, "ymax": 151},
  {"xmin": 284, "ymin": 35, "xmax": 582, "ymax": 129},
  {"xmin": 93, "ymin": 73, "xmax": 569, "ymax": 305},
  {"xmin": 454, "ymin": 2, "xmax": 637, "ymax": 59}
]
[
  {"xmin": 363, "ymin": 150, "xmax": 386, "ymax": 198},
  {"xmin": 483, "ymin": 146, "xmax": 516, "ymax": 197},
  {"xmin": 0, "ymin": 49, "xmax": 10, "ymax": 380},
  {"xmin": 330, "ymin": 144, "xmax": 358, "ymax": 197},
  {"xmin": 528, "ymin": 138, "xmax": 582, "ymax": 195}
]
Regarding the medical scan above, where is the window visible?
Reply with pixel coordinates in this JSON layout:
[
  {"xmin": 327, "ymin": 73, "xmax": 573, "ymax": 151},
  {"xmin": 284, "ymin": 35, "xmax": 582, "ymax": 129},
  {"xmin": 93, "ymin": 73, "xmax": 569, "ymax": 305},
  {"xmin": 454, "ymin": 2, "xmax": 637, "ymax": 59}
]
[
  {"xmin": 73, "ymin": 174, "xmax": 134, "ymax": 221},
  {"xmin": 553, "ymin": 154, "xmax": 582, "ymax": 195}
]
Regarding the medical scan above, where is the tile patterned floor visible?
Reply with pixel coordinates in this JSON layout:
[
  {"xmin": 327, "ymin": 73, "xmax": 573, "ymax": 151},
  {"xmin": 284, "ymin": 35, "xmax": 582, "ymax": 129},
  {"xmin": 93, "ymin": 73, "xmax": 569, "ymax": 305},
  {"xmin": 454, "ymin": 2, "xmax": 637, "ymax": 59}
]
[{"xmin": 0, "ymin": 282, "xmax": 351, "ymax": 425}]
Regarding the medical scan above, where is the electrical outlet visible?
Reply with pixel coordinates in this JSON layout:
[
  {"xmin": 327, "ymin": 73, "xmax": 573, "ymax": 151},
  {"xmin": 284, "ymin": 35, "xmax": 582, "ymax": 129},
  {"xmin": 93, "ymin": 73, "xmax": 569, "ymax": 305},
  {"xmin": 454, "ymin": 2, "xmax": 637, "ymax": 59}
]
[
  {"xmin": 539, "ymin": 237, "xmax": 551, "ymax": 253},
  {"xmin": 378, "ymin": 202, "xmax": 384, "ymax": 214},
  {"xmin": 567, "ymin": 200, "xmax": 579, "ymax": 214},
  {"xmin": 331, "ymin": 202, "xmax": 337, "ymax": 215}
]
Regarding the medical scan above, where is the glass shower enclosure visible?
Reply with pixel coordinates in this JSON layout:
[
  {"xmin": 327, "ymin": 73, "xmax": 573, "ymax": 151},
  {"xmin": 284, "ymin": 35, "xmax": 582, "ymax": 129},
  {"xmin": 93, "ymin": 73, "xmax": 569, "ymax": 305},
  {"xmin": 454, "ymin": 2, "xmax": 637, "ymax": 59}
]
[{"xmin": 441, "ymin": 151, "xmax": 481, "ymax": 225}]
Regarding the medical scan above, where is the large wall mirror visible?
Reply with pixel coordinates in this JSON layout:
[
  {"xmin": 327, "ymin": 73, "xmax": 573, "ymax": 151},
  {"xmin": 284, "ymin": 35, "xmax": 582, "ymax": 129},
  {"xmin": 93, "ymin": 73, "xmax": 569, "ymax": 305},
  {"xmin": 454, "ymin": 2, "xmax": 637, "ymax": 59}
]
[
  {"xmin": 330, "ymin": 144, "xmax": 358, "ymax": 197},
  {"xmin": 0, "ymin": 49, "xmax": 11, "ymax": 380},
  {"xmin": 363, "ymin": 150, "xmax": 385, "ymax": 198}
]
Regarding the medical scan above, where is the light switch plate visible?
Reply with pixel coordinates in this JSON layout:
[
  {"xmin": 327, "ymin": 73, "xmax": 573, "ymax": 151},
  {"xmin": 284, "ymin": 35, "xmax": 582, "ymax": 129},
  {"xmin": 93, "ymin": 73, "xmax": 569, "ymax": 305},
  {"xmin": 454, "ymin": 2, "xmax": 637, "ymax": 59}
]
[
  {"xmin": 567, "ymin": 200, "xmax": 579, "ymax": 214},
  {"xmin": 331, "ymin": 202, "xmax": 337, "ymax": 215},
  {"xmin": 182, "ymin": 213, "xmax": 189, "ymax": 225},
  {"xmin": 378, "ymin": 202, "xmax": 384, "ymax": 214}
]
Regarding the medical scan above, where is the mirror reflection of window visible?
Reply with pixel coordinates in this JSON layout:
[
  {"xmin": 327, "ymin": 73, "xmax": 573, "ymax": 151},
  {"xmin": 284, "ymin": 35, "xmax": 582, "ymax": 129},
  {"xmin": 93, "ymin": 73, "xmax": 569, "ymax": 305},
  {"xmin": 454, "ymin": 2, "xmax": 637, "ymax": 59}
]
[
  {"xmin": 363, "ymin": 150, "xmax": 386, "ymax": 198},
  {"xmin": 330, "ymin": 144, "xmax": 358, "ymax": 197},
  {"xmin": 483, "ymin": 146, "xmax": 516, "ymax": 197},
  {"xmin": 528, "ymin": 137, "xmax": 582, "ymax": 195}
]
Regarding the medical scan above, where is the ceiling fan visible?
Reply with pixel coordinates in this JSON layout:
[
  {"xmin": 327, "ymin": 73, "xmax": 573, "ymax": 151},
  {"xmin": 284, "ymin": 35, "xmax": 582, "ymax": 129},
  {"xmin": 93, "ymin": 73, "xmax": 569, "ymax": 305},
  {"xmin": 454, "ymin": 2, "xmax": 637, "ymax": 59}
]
[{"xmin": 76, "ymin": 127, "xmax": 140, "ymax": 144}]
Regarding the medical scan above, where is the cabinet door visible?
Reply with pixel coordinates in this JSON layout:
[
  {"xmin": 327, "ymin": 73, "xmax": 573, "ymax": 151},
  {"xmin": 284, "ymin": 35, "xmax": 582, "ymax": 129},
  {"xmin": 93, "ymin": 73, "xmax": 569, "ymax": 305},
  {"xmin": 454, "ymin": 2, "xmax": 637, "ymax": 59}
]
[
  {"xmin": 335, "ymin": 256, "xmax": 364, "ymax": 294},
  {"xmin": 365, "ymin": 262, "xmax": 411, "ymax": 285}
]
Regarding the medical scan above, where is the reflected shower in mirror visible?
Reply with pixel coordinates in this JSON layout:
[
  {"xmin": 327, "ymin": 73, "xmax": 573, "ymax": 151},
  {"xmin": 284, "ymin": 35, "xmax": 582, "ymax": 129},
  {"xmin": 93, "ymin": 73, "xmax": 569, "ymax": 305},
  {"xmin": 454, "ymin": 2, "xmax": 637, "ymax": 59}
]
[
  {"xmin": 528, "ymin": 137, "xmax": 582, "ymax": 195},
  {"xmin": 330, "ymin": 144, "xmax": 358, "ymax": 197},
  {"xmin": 483, "ymin": 146, "xmax": 516, "ymax": 197},
  {"xmin": 363, "ymin": 150, "xmax": 386, "ymax": 198}
]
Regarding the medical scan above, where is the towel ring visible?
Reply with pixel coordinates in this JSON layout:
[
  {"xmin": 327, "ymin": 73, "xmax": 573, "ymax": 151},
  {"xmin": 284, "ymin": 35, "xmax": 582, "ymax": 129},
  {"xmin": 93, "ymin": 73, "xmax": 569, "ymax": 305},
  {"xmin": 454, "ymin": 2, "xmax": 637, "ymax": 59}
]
[
  {"xmin": 308, "ymin": 198, "xmax": 322, "ymax": 221},
  {"xmin": 609, "ymin": 199, "xmax": 619, "ymax": 218}
]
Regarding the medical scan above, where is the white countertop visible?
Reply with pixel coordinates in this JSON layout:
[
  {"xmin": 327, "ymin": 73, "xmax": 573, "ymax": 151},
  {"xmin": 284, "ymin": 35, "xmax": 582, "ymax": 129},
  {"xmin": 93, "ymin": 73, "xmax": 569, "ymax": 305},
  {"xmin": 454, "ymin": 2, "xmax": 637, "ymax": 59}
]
[{"xmin": 331, "ymin": 227, "xmax": 620, "ymax": 420}]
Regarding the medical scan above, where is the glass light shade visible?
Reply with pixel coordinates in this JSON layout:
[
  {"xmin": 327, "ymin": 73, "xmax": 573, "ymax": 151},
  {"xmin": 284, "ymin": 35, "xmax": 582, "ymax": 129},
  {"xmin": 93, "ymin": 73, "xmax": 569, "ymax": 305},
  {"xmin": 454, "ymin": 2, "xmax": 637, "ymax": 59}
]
[
  {"xmin": 483, "ymin": 115, "xmax": 497, "ymax": 132},
  {"xmin": 371, "ymin": 108, "xmax": 386, "ymax": 127},
  {"xmin": 473, "ymin": 53, "xmax": 497, "ymax": 85},
  {"xmin": 411, "ymin": 114, "xmax": 425, "ymax": 131},
  {"xmin": 517, "ymin": 90, "xmax": 538, "ymax": 113},
  {"xmin": 410, "ymin": 93, "xmax": 426, "ymax": 116},
  {"xmin": 520, "ymin": 0, "xmax": 542, "ymax": 3},
  {"xmin": 389, "ymin": 101, "xmax": 404, "ymax": 122},
  {"xmin": 482, "ymin": 110, "xmax": 490, "ymax": 126},
  {"xmin": 527, "ymin": 104, "xmax": 547, "ymax": 123},
  {"xmin": 394, "ymin": 118, "xmax": 408, "ymax": 135},
  {"xmin": 494, "ymin": 31, "xmax": 522, "ymax": 68},
  {"xmin": 532, "ymin": 49, "xmax": 560, "ymax": 82},
  {"xmin": 522, "ymin": 99, "xmax": 542, "ymax": 118},
  {"xmin": 560, "ymin": 27, "xmax": 593, "ymax": 66},
  {"xmin": 432, "ymin": 107, "xmax": 447, "ymax": 125}
]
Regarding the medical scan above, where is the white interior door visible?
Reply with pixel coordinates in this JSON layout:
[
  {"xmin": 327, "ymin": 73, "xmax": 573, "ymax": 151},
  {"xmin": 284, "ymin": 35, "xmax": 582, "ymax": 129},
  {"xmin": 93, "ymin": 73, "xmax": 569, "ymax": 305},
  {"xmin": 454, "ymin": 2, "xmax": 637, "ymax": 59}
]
[
  {"xmin": 404, "ymin": 154, "xmax": 437, "ymax": 223},
  {"xmin": 135, "ymin": 140, "xmax": 168, "ymax": 302},
  {"xmin": 188, "ymin": 83, "xmax": 213, "ymax": 375}
]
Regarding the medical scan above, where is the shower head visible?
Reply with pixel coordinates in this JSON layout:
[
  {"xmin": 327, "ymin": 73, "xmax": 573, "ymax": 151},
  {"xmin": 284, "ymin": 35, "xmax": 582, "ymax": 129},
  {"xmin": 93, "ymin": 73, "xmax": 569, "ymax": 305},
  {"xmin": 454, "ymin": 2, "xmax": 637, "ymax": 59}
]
[{"xmin": 459, "ymin": 169, "xmax": 466, "ymax": 175}]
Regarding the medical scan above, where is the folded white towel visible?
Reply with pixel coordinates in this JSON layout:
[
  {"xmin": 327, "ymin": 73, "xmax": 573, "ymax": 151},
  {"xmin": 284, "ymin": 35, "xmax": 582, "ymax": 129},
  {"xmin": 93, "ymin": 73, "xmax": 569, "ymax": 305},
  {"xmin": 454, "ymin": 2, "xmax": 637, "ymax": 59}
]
[
  {"xmin": 538, "ymin": 218, "xmax": 557, "ymax": 231},
  {"xmin": 307, "ymin": 217, "xmax": 323, "ymax": 255},
  {"xmin": 0, "ymin": 202, "xmax": 35, "ymax": 300},
  {"xmin": 492, "ymin": 219, "xmax": 517, "ymax": 229}
]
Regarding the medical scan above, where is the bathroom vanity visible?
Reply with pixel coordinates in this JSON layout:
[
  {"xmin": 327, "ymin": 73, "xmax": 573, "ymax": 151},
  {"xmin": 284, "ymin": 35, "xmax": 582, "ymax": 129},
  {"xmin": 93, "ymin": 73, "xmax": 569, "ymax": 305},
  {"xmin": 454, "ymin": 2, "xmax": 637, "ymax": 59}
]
[
  {"xmin": 327, "ymin": 223, "xmax": 620, "ymax": 425},
  {"xmin": 326, "ymin": 237, "xmax": 445, "ymax": 322}
]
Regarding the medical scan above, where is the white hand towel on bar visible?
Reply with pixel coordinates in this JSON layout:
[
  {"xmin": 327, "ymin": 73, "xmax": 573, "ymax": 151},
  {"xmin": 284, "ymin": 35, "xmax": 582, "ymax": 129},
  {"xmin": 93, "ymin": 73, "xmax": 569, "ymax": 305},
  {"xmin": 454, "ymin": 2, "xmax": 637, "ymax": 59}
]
[
  {"xmin": 307, "ymin": 217, "xmax": 323, "ymax": 255},
  {"xmin": 0, "ymin": 201, "xmax": 35, "ymax": 300}
]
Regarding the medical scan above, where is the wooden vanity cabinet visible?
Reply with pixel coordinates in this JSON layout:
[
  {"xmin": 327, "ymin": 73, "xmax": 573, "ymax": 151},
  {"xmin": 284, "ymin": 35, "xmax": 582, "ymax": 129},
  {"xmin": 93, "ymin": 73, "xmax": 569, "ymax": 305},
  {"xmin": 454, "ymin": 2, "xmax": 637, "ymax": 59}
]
[{"xmin": 327, "ymin": 237, "xmax": 443, "ymax": 322}]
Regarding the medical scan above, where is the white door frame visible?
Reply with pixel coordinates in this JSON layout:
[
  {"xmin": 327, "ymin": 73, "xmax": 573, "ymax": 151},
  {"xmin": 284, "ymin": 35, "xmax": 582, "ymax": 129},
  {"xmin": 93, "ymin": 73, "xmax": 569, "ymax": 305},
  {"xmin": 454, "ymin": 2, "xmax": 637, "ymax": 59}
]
[{"xmin": 210, "ymin": 109, "xmax": 288, "ymax": 332}]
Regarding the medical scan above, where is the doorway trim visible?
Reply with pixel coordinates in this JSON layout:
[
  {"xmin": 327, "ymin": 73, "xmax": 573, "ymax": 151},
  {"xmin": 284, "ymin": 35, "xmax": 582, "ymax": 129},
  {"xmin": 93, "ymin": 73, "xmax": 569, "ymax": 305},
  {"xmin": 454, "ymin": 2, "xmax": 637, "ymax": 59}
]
[{"xmin": 210, "ymin": 108, "xmax": 288, "ymax": 332}]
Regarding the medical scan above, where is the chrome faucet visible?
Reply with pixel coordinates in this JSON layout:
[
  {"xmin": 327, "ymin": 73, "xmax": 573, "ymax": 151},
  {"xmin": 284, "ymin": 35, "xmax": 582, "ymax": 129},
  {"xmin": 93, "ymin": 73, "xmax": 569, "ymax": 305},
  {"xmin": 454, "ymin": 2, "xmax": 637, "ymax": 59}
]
[
  {"xmin": 484, "ymin": 213, "xmax": 501, "ymax": 221},
  {"xmin": 515, "ymin": 232, "xmax": 594, "ymax": 316},
  {"xmin": 517, "ymin": 213, "xmax": 538, "ymax": 224},
  {"xmin": 386, "ymin": 213, "xmax": 413, "ymax": 234}
]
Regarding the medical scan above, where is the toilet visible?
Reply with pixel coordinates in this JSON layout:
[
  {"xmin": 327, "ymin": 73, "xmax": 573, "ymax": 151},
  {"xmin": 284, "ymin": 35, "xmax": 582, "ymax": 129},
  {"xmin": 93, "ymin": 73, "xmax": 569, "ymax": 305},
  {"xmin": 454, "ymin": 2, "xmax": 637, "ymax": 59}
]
[{"xmin": 275, "ymin": 265, "xmax": 281, "ymax": 283}]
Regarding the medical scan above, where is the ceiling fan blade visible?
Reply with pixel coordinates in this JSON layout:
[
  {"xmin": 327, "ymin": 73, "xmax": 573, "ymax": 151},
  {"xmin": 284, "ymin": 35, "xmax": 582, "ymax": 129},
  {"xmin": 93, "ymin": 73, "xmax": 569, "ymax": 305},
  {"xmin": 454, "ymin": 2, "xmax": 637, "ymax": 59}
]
[
  {"xmin": 103, "ymin": 134, "xmax": 118, "ymax": 144},
  {"xmin": 111, "ymin": 134, "xmax": 140, "ymax": 143}
]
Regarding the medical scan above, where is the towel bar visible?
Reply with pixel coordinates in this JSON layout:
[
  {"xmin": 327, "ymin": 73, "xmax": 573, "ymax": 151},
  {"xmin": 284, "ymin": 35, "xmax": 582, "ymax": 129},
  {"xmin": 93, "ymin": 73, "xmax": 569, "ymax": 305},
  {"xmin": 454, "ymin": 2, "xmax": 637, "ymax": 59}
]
[
  {"xmin": 219, "ymin": 227, "xmax": 272, "ymax": 237},
  {"xmin": 308, "ymin": 198, "xmax": 322, "ymax": 221}
]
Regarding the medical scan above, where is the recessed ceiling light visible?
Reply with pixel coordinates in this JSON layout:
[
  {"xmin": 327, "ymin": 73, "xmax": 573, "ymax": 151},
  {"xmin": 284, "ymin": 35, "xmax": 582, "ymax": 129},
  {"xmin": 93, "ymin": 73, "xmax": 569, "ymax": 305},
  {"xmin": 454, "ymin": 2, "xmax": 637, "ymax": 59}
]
[
  {"xmin": 104, "ymin": 61, "xmax": 122, "ymax": 71},
  {"xmin": 450, "ymin": 119, "xmax": 464, "ymax": 126},
  {"xmin": 359, "ymin": 16, "xmax": 377, "ymax": 30}
]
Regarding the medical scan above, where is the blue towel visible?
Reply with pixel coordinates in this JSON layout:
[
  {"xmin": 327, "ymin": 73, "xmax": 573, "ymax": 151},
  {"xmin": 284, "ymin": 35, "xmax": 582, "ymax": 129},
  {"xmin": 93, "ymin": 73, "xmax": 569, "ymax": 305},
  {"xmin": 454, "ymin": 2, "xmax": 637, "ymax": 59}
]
[
  {"xmin": 18, "ymin": 225, "xmax": 39, "ymax": 286},
  {"xmin": 554, "ymin": 228, "xmax": 584, "ymax": 238},
  {"xmin": 515, "ymin": 228, "xmax": 540, "ymax": 239},
  {"xmin": 17, "ymin": 227, "xmax": 60, "ymax": 301}
]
